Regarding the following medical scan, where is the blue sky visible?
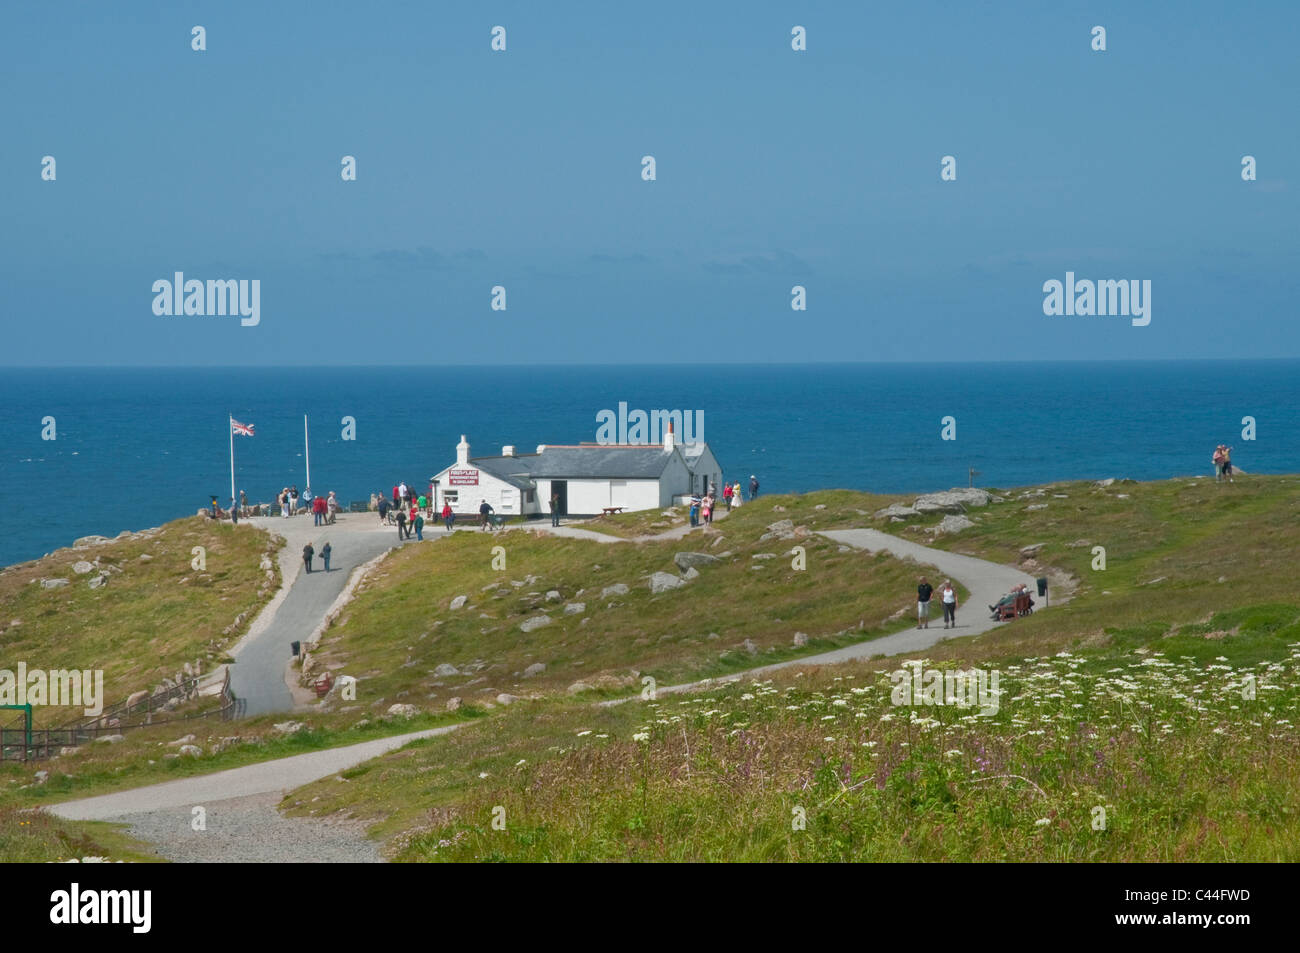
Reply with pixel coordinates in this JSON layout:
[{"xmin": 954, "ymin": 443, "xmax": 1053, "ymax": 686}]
[{"xmin": 2, "ymin": 0, "xmax": 1296, "ymax": 365}]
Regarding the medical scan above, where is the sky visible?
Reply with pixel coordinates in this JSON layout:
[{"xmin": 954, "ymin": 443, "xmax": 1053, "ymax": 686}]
[{"xmin": 1, "ymin": 0, "xmax": 1296, "ymax": 365}]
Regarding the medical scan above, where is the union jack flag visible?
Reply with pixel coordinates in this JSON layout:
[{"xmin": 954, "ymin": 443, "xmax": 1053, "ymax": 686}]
[{"xmin": 231, "ymin": 418, "xmax": 255, "ymax": 437}]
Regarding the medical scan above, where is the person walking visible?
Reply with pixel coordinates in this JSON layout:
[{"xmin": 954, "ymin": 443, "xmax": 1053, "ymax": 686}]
[
  {"xmin": 479, "ymin": 499, "xmax": 494, "ymax": 531},
  {"xmin": 732, "ymin": 482, "xmax": 743, "ymax": 508},
  {"xmin": 326, "ymin": 491, "xmax": 339, "ymax": 524},
  {"xmin": 303, "ymin": 542, "xmax": 315, "ymax": 573},
  {"xmin": 378, "ymin": 495, "xmax": 390, "ymax": 524},
  {"xmin": 280, "ymin": 489, "xmax": 290, "ymax": 518},
  {"xmin": 550, "ymin": 491, "xmax": 561, "ymax": 527},
  {"xmin": 417, "ymin": 492, "xmax": 428, "ymax": 518},
  {"xmin": 230, "ymin": 496, "xmax": 239, "ymax": 525},
  {"xmin": 723, "ymin": 482, "xmax": 733, "ymax": 510},
  {"xmin": 399, "ymin": 481, "xmax": 409, "ymax": 507},
  {"xmin": 916, "ymin": 576, "xmax": 934, "ymax": 630},
  {"xmin": 749, "ymin": 475, "xmax": 759, "ymax": 501},
  {"xmin": 442, "ymin": 501, "xmax": 455, "ymax": 531},
  {"xmin": 413, "ymin": 511, "xmax": 424, "ymax": 541},
  {"xmin": 395, "ymin": 507, "xmax": 407, "ymax": 539},
  {"xmin": 239, "ymin": 489, "xmax": 247, "ymax": 515},
  {"xmin": 940, "ymin": 580, "xmax": 958, "ymax": 629},
  {"xmin": 1222, "ymin": 445, "xmax": 1236, "ymax": 483},
  {"xmin": 321, "ymin": 541, "xmax": 332, "ymax": 572},
  {"xmin": 701, "ymin": 494, "xmax": 713, "ymax": 525},
  {"xmin": 312, "ymin": 494, "xmax": 326, "ymax": 526},
  {"xmin": 289, "ymin": 486, "xmax": 299, "ymax": 515},
  {"xmin": 688, "ymin": 494, "xmax": 701, "ymax": 527}
]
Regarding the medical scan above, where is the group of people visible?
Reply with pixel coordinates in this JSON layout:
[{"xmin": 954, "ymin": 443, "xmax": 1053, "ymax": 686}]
[
  {"xmin": 311, "ymin": 491, "xmax": 340, "ymax": 525},
  {"xmin": 916, "ymin": 577, "xmax": 960, "ymax": 629},
  {"xmin": 1212, "ymin": 444, "xmax": 1236, "ymax": 483}
]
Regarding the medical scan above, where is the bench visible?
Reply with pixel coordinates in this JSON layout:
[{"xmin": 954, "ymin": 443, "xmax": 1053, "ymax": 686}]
[
  {"xmin": 600, "ymin": 507, "xmax": 625, "ymax": 517},
  {"xmin": 313, "ymin": 673, "xmax": 334, "ymax": 697},
  {"xmin": 349, "ymin": 501, "xmax": 370, "ymax": 513}
]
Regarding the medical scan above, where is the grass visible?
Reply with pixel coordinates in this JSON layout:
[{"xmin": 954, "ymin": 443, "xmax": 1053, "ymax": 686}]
[
  {"xmin": 286, "ymin": 638, "xmax": 1300, "ymax": 862},
  {"xmin": 0, "ymin": 806, "xmax": 160, "ymax": 863},
  {"xmin": 0, "ymin": 517, "xmax": 279, "ymax": 726},
  {"xmin": 305, "ymin": 511, "xmax": 947, "ymax": 710}
]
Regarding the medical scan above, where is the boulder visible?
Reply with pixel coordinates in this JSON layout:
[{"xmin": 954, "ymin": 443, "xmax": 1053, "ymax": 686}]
[
  {"xmin": 765, "ymin": 519, "xmax": 795, "ymax": 538},
  {"xmin": 495, "ymin": 693, "xmax": 519, "ymax": 706},
  {"xmin": 875, "ymin": 503, "xmax": 920, "ymax": 519},
  {"xmin": 445, "ymin": 697, "xmax": 462, "ymax": 712},
  {"xmin": 178, "ymin": 744, "xmax": 202, "ymax": 757},
  {"xmin": 682, "ymin": 567, "xmax": 700, "ymax": 581},
  {"xmin": 40, "ymin": 578, "xmax": 69, "ymax": 589},
  {"xmin": 125, "ymin": 689, "xmax": 149, "ymax": 707},
  {"xmin": 601, "ymin": 583, "xmax": 629, "ymax": 598},
  {"xmin": 913, "ymin": 489, "xmax": 991, "ymax": 513},
  {"xmin": 1094, "ymin": 478, "xmax": 1116, "ymax": 488},
  {"xmin": 545, "ymin": 590, "xmax": 562, "ymax": 602},
  {"xmin": 88, "ymin": 573, "xmax": 109, "ymax": 590},
  {"xmin": 934, "ymin": 515, "xmax": 975, "ymax": 535},
  {"xmin": 73, "ymin": 535, "xmax": 110, "ymax": 549},
  {"xmin": 272, "ymin": 721, "xmax": 306, "ymax": 735},
  {"xmin": 563, "ymin": 602, "xmax": 586, "ymax": 615},
  {"xmin": 752, "ymin": 553, "xmax": 777, "ymax": 560},
  {"xmin": 433, "ymin": 663, "xmax": 460, "ymax": 677},
  {"xmin": 72, "ymin": 561, "xmax": 94, "ymax": 575},
  {"xmin": 387, "ymin": 703, "xmax": 420, "ymax": 718},
  {"xmin": 649, "ymin": 572, "xmax": 685, "ymax": 593},
  {"xmin": 793, "ymin": 632, "xmax": 809, "ymax": 647},
  {"xmin": 519, "ymin": 615, "xmax": 551, "ymax": 633},
  {"xmin": 94, "ymin": 734, "xmax": 125, "ymax": 744},
  {"xmin": 138, "ymin": 553, "xmax": 153, "ymax": 562},
  {"xmin": 1019, "ymin": 543, "xmax": 1047, "ymax": 558},
  {"xmin": 742, "ymin": 639, "xmax": 759, "ymax": 656},
  {"xmin": 674, "ymin": 552, "xmax": 720, "ymax": 571},
  {"xmin": 523, "ymin": 662, "xmax": 546, "ymax": 677},
  {"xmin": 1026, "ymin": 503, "xmax": 1048, "ymax": 511},
  {"xmin": 449, "ymin": 595, "xmax": 468, "ymax": 610},
  {"xmin": 567, "ymin": 681, "xmax": 592, "ymax": 694}
]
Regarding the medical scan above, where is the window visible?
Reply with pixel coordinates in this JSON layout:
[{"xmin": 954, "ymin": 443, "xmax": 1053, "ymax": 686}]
[
  {"xmin": 442, "ymin": 490, "xmax": 459, "ymax": 504},
  {"xmin": 525, "ymin": 489, "xmax": 535, "ymax": 503}
]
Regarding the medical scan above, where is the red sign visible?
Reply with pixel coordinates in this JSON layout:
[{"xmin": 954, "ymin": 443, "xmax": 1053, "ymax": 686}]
[{"xmin": 448, "ymin": 468, "xmax": 479, "ymax": 486}]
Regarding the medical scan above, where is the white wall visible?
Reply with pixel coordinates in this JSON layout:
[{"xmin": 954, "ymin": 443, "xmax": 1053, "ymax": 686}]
[
  {"xmin": 564, "ymin": 479, "xmax": 661, "ymax": 514},
  {"xmin": 431, "ymin": 465, "xmax": 523, "ymax": 515}
]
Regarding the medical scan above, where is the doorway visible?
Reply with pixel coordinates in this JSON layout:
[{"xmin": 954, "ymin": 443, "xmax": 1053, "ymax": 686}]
[{"xmin": 550, "ymin": 480, "xmax": 568, "ymax": 516}]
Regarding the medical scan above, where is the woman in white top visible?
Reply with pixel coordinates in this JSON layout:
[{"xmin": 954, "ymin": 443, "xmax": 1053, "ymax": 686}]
[{"xmin": 940, "ymin": 580, "xmax": 958, "ymax": 629}]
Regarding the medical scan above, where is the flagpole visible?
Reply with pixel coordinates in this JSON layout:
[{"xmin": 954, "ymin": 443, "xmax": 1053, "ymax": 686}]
[
  {"xmin": 229, "ymin": 414, "xmax": 236, "ymax": 505},
  {"xmin": 304, "ymin": 414, "xmax": 311, "ymax": 495}
]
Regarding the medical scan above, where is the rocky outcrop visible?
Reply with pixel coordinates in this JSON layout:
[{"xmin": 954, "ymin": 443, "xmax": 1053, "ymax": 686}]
[
  {"xmin": 912, "ymin": 488, "xmax": 991, "ymax": 513},
  {"xmin": 673, "ymin": 552, "xmax": 720, "ymax": 571},
  {"xmin": 649, "ymin": 572, "xmax": 685, "ymax": 593}
]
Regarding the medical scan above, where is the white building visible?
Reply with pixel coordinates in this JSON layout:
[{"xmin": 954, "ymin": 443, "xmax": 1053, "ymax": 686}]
[{"xmin": 430, "ymin": 427, "xmax": 723, "ymax": 518}]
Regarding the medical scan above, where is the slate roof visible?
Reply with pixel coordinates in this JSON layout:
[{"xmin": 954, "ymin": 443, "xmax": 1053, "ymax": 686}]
[{"xmin": 470, "ymin": 445, "xmax": 678, "ymax": 484}]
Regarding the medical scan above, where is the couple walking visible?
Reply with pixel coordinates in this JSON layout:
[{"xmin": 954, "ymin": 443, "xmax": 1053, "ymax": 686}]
[
  {"xmin": 916, "ymin": 577, "xmax": 959, "ymax": 629},
  {"xmin": 302, "ymin": 541, "xmax": 332, "ymax": 573}
]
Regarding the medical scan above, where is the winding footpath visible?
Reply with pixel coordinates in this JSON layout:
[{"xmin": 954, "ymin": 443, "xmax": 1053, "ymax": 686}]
[{"xmin": 47, "ymin": 512, "xmax": 1048, "ymax": 860}]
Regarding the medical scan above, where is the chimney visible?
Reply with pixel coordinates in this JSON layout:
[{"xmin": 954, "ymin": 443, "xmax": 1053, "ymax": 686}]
[
  {"xmin": 663, "ymin": 420, "xmax": 675, "ymax": 453},
  {"xmin": 456, "ymin": 434, "xmax": 470, "ymax": 465},
  {"xmin": 502, "ymin": 445, "xmax": 516, "ymax": 457}
]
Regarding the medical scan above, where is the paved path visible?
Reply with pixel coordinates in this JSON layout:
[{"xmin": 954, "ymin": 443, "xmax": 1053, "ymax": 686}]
[
  {"xmin": 231, "ymin": 515, "xmax": 418, "ymax": 715},
  {"xmin": 49, "ymin": 724, "xmax": 462, "ymax": 822}
]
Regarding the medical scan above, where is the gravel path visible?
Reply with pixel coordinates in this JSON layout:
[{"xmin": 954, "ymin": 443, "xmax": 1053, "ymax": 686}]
[{"xmin": 108, "ymin": 792, "xmax": 383, "ymax": 863}]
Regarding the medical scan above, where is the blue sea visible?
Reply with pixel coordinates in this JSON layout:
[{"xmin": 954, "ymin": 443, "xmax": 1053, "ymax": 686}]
[{"xmin": 1, "ymin": 361, "xmax": 1296, "ymax": 568}]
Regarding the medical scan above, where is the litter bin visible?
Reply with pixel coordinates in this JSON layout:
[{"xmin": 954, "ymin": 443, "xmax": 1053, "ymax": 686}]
[
  {"xmin": 291, "ymin": 640, "xmax": 301, "ymax": 657},
  {"xmin": 1036, "ymin": 577, "xmax": 1048, "ymax": 597}
]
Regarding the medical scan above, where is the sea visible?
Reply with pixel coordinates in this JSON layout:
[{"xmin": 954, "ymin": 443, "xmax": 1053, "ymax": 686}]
[{"xmin": 1, "ymin": 361, "xmax": 1296, "ymax": 568}]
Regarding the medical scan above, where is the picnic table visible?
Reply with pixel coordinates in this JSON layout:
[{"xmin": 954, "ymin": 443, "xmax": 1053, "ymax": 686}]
[{"xmin": 600, "ymin": 507, "xmax": 625, "ymax": 517}]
